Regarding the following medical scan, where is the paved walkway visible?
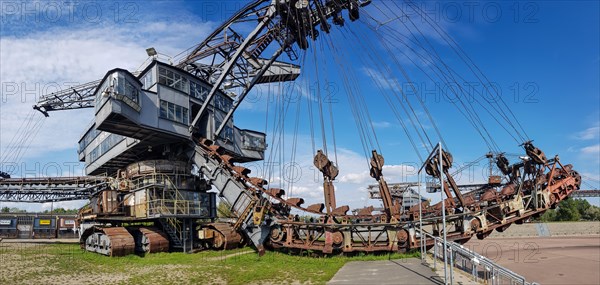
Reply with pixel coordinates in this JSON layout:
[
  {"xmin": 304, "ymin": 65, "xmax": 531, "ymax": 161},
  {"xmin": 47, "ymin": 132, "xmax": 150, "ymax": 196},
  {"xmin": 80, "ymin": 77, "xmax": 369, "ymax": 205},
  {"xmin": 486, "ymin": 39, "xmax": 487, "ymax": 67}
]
[
  {"xmin": 425, "ymin": 255, "xmax": 479, "ymax": 285},
  {"xmin": 328, "ymin": 258, "xmax": 444, "ymax": 285}
]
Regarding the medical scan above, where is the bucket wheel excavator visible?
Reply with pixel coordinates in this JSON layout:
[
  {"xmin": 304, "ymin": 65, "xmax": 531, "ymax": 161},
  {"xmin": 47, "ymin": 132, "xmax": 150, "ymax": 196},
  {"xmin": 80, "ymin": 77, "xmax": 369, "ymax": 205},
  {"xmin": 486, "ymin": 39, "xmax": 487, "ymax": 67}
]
[{"xmin": 0, "ymin": 0, "xmax": 582, "ymax": 256}]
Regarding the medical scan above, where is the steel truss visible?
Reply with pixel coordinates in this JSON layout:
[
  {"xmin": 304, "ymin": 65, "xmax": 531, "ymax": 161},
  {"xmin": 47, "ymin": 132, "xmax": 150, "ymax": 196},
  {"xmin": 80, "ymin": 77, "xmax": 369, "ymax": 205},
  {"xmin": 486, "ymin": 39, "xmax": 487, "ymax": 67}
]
[{"xmin": 0, "ymin": 176, "xmax": 110, "ymax": 202}]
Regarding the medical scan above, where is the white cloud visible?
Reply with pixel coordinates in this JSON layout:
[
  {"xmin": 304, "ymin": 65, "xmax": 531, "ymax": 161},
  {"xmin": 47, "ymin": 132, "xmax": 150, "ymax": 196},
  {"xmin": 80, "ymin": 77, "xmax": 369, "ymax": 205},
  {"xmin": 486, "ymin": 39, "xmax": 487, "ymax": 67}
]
[
  {"xmin": 574, "ymin": 126, "xmax": 600, "ymax": 140},
  {"xmin": 339, "ymin": 171, "xmax": 371, "ymax": 184},
  {"xmin": 289, "ymin": 186, "xmax": 321, "ymax": 199},
  {"xmin": 0, "ymin": 19, "xmax": 215, "ymax": 163},
  {"xmin": 0, "ymin": 12, "xmax": 216, "ymax": 211},
  {"xmin": 581, "ymin": 144, "xmax": 600, "ymax": 155},
  {"xmin": 339, "ymin": 164, "xmax": 418, "ymax": 184},
  {"xmin": 372, "ymin": 121, "xmax": 392, "ymax": 128},
  {"xmin": 580, "ymin": 172, "xmax": 600, "ymax": 181},
  {"xmin": 361, "ymin": 67, "xmax": 399, "ymax": 90},
  {"xmin": 253, "ymin": 142, "xmax": 431, "ymax": 210},
  {"xmin": 247, "ymin": 143, "xmax": 382, "ymax": 210}
]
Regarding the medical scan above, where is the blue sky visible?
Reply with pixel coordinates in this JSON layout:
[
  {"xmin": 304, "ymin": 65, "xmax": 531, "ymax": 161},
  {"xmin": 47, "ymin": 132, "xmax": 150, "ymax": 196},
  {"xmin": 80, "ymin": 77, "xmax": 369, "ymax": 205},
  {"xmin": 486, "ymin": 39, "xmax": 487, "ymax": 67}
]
[{"xmin": 0, "ymin": 0, "xmax": 598, "ymax": 211}]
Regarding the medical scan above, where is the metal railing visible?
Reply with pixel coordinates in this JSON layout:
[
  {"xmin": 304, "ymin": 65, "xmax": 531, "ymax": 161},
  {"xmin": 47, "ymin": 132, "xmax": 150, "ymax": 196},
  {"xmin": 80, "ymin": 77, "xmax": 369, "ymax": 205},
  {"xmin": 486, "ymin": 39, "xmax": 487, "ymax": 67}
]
[
  {"xmin": 147, "ymin": 199, "xmax": 207, "ymax": 217},
  {"xmin": 421, "ymin": 231, "xmax": 537, "ymax": 285},
  {"xmin": 128, "ymin": 174, "xmax": 179, "ymax": 191},
  {"xmin": 127, "ymin": 173, "xmax": 209, "ymax": 218}
]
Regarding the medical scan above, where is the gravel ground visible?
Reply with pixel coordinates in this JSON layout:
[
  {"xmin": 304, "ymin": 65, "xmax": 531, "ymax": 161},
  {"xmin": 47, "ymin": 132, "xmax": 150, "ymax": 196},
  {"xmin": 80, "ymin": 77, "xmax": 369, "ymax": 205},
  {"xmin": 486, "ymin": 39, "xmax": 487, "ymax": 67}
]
[
  {"xmin": 487, "ymin": 221, "xmax": 600, "ymax": 238},
  {"xmin": 464, "ymin": 235, "xmax": 600, "ymax": 285}
]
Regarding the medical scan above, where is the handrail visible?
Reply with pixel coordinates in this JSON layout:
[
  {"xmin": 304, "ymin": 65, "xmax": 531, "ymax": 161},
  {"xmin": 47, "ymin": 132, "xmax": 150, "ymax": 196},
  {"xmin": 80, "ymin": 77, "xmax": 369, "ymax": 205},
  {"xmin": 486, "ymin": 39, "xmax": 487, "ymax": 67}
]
[
  {"xmin": 126, "ymin": 173, "xmax": 206, "ymax": 218},
  {"xmin": 421, "ymin": 231, "xmax": 536, "ymax": 285},
  {"xmin": 147, "ymin": 199, "xmax": 206, "ymax": 216}
]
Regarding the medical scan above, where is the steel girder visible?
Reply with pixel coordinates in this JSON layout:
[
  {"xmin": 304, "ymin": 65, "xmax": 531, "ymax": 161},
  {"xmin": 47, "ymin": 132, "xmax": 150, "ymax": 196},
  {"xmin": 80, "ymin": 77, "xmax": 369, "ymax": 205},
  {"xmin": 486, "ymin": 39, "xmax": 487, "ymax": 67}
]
[{"xmin": 0, "ymin": 176, "xmax": 110, "ymax": 202}]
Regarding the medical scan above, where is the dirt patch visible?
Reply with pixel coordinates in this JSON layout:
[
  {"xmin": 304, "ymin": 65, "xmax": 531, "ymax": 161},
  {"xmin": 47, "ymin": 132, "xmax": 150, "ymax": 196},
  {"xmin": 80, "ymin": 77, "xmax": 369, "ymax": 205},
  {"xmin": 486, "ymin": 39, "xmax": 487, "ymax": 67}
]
[
  {"xmin": 19, "ymin": 273, "xmax": 131, "ymax": 285},
  {"xmin": 207, "ymin": 250, "xmax": 254, "ymax": 261}
]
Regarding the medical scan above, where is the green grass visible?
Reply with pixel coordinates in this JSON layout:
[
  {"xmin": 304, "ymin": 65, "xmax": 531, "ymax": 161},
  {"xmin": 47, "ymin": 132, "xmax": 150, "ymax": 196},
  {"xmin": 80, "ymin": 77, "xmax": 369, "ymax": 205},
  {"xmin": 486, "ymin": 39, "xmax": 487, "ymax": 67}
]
[{"xmin": 0, "ymin": 243, "xmax": 419, "ymax": 284}]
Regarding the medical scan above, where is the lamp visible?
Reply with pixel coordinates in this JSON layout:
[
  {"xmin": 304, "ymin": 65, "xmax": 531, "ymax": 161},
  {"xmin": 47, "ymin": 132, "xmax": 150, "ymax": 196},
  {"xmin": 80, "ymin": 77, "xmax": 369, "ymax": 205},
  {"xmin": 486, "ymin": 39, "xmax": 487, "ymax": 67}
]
[{"xmin": 146, "ymin": 47, "xmax": 158, "ymax": 57}]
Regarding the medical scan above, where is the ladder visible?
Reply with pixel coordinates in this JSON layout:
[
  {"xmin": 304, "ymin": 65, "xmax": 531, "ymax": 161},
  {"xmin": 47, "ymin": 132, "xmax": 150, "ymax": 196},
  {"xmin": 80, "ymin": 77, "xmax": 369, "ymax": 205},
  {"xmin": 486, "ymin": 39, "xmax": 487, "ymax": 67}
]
[{"xmin": 158, "ymin": 218, "xmax": 183, "ymax": 248}]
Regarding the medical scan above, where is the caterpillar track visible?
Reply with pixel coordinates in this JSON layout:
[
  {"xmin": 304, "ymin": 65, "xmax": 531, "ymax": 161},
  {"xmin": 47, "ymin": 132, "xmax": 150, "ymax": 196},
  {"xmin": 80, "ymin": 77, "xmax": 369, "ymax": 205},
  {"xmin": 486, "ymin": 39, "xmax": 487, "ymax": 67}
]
[
  {"xmin": 136, "ymin": 227, "xmax": 170, "ymax": 254},
  {"xmin": 82, "ymin": 227, "xmax": 136, "ymax": 257},
  {"xmin": 81, "ymin": 226, "xmax": 170, "ymax": 256}
]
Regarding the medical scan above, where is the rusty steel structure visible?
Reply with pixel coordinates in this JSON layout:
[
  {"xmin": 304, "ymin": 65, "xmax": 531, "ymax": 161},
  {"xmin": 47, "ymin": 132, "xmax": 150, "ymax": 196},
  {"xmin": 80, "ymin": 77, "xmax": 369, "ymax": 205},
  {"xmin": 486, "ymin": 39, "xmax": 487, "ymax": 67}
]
[
  {"xmin": 0, "ymin": 0, "xmax": 584, "ymax": 257},
  {"xmin": 200, "ymin": 141, "xmax": 581, "ymax": 253}
]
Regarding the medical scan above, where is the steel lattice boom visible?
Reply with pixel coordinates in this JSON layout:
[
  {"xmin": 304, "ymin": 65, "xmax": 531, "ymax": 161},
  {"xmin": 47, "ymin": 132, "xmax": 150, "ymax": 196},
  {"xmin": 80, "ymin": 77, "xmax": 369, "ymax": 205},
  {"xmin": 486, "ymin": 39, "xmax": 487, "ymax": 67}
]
[
  {"xmin": 569, "ymin": 190, "xmax": 600, "ymax": 198},
  {"xmin": 0, "ymin": 176, "xmax": 110, "ymax": 202},
  {"xmin": 34, "ymin": 79, "xmax": 102, "ymax": 116}
]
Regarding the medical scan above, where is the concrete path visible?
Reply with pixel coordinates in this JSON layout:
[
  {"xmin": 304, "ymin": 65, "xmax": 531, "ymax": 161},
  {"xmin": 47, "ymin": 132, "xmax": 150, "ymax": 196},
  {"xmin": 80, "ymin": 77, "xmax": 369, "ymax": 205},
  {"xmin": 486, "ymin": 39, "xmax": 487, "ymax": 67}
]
[
  {"xmin": 327, "ymin": 258, "xmax": 444, "ymax": 285},
  {"xmin": 424, "ymin": 255, "xmax": 479, "ymax": 285}
]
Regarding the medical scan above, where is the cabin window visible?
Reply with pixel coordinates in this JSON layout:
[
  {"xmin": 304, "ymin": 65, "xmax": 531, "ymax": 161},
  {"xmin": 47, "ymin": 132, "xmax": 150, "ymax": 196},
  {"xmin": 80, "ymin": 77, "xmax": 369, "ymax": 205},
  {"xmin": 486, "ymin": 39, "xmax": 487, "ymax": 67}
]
[
  {"xmin": 214, "ymin": 94, "xmax": 232, "ymax": 112},
  {"xmin": 158, "ymin": 67, "xmax": 189, "ymax": 94},
  {"xmin": 116, "ymin": 74, "xmax": 140, "ymax": 104},
  {"xmin": 190, "ymin": 81, "xmax": 209, "ymax": 101},
  {"xmin": 87, "ymin": 133, "xmax": 125, "ymax": 162},
  {"xmin": 215, "ymin": 118, "xmax": 234, "ymax": 142},
  {"xmin": 141, "ymin": 71, "xmax": 155, "ymax": 89},
  {"xmin": 78, "ymin": 128, "xmax": 99, "ymax": 153},
  {"xmin": 159, "ymin": 100, "xmax": 189, "ymax": 125}
]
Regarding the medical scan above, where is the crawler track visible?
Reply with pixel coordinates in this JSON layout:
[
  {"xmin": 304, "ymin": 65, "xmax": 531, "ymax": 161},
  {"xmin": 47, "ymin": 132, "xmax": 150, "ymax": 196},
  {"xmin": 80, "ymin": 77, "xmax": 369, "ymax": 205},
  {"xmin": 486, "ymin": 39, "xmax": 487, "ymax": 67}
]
[
  {"xmin": 137, "ymin": 227, "xmax": 170, "ymax": 253},
  {"xmin": 82, "ymin": 227, "xmax": 136, "ymax": 256}
]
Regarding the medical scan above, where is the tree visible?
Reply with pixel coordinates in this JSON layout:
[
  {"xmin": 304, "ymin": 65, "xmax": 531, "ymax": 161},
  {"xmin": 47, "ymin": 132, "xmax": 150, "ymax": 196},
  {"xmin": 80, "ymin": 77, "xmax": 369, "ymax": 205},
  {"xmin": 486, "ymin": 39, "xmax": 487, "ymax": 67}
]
[
  {"xmin": 584, "ymin": 207, "xmax": 600, "ymax": 221},
  {"xmin": 8, "ymin": 207, "xmax": 26, "ymax": 213},
  {"xmin": 539, "ymin": 209, "xmax": 557, "ymax": 222},
  {"xmin": 556, "ymin": 203, "xmax": 581, "ymax": 221},
  {"xmin": 1, "ymin": 207, "xmax": 9, "ymax": 213},
  {"xmin": 534, "ymin": 198, "xmax": 600, "ymax": 222},
  {"xmin": 43, "ymin": 208, "xmax": 79, "ymax": 214}
]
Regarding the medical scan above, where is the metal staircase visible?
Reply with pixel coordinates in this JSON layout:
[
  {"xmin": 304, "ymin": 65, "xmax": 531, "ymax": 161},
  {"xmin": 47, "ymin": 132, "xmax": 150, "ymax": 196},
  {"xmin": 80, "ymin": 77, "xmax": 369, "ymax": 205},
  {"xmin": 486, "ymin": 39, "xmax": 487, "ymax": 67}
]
[{"xmin": 158, "ymin": 218, "xmax": 183, "ymax": 248}]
